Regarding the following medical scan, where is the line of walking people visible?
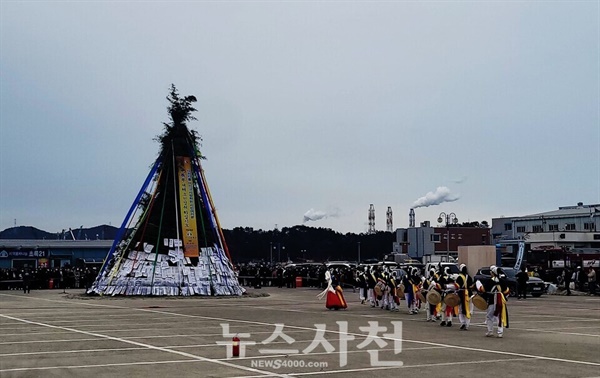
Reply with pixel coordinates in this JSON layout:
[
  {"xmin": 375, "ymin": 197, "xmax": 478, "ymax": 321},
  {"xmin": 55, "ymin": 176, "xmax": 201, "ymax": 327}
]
[{"xmin": 355, "ymin": 263, "xmax": 510, "ymax": 338}]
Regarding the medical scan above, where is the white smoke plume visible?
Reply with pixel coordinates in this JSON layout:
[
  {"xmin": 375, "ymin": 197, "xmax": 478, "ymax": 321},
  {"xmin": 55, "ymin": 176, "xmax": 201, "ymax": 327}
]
[
  {"xmin": 303, "ymin": 208, "xmax": 340, "ymax": 223},
  {"xmin": 412, "ymin": 186, "xmax": 459, "ymax": 208}
]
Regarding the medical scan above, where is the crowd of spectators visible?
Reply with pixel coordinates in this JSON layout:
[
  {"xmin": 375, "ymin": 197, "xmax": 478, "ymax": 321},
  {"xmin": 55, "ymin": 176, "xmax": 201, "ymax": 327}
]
[
  {"xmin": 0, "ymin": 266, "xmax": 98, "ymax": 291},
  {"xmin": 0, "ymin": 262, "xmax": 360, "ymax": 292},
  {"xmin": 235, "ymin": 262, "xmax": 356, "ymax": 289}
]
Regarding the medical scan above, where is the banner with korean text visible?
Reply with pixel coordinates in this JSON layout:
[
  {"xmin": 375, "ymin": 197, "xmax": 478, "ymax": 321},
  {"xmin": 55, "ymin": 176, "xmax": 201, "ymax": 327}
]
[{"xmin": 177, "ymin": 157, "xmax": 199, "ymax": 257}]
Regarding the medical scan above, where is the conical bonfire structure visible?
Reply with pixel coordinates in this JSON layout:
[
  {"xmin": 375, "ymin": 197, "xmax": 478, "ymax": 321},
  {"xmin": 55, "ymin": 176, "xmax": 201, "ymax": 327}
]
[{"xmin": 89, "ymin": 85, "xmax": 244, "ymax": 296}]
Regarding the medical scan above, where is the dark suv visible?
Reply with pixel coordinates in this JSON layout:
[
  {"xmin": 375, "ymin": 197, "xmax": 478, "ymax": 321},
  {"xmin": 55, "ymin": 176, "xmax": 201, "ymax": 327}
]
[{"xmin": 474, "ymin": 267, "xmax": 545, "ymax": 297}]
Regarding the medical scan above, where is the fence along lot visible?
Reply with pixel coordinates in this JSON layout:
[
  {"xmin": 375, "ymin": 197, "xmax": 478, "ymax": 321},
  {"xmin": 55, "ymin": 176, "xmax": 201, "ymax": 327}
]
[{"xmin": 0, "ymin": 288, "xmax": 599, "ymax": 377}]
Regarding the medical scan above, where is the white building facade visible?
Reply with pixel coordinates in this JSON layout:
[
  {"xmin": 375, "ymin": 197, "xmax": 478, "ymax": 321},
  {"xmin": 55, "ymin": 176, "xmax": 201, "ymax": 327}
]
[{"xmin": 491, "ymin": 202, "xmax": 600, "ymax": 269}]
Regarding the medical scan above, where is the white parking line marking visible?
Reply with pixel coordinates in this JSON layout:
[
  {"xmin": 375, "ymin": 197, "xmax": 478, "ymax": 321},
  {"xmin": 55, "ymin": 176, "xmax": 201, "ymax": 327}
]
[
  {"xmin": 0, "ymin": 329, "xmax": 312, "ymax": 345},
  {"xmin": 518, "ymin": 328, "xmax": 600, "ymax": 337},
  {"xmin": 136, "ymin": 308, "xmax": 600, "ymax": 367},
  {"xmin": 0, "ymin": 314, "xmax": 292, "ymax": 378},
  {"xmin": 527, "ymin": 325, "xmax": 600, "ymax": 331},
  {"xmin": 0, "ymin": 359, "xmax": 202, "ymax": 373},
  {"xmin": 507, "ymin": 319, "xmax": 600, "ymax": 323},
  {"xmin": 0, "ymin": 324, "xmax": 276, "ymax": 336},
  {"xmin": 0, "ymin": 338, "xmax": 103, "ymax": 345},
  {"xmin": 0, "ymin": 344, "xmax": 444, "ymax": 359}
]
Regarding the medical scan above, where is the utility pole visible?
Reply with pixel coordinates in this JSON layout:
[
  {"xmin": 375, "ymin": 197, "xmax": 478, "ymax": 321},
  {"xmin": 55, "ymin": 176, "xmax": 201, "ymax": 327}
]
[{"xmin": 438, "ymin": 212, "xmax": 458, "ymax": 259}]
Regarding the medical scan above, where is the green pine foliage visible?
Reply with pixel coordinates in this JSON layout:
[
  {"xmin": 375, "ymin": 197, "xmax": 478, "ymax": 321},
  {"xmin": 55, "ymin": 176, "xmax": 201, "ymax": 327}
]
[{"xmin": 156, "ymin": 84, "xmax": 203, "ymax": 158}]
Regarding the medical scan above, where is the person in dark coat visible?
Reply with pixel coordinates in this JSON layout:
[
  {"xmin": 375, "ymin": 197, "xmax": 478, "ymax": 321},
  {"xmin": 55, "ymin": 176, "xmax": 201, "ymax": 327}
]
[
  {"xmin": 562, "ymin": 266, "xmax": 571, "ymax": 296},
  {"xmin": 253, "ymin": 266, "xmax": 262, "ymax": 289},
  {"xmin": 276, "ymin": 265, "xmax": 284, "ymax": 288},
  {"xmin": 21, "ymin": 268, "xmax": 32, "ymax": 294},
  {"xmin": 516, "ymin": 266, "xmax": 529, "ymax": 299},
  {"xmin": 577, "ymin": 266, "xmax": 587, "ymax": 291}
]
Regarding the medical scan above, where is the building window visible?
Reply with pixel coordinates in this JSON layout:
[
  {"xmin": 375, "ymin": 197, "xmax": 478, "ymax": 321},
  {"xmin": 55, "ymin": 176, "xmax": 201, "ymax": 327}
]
[
  {"xmin": 504, "ymin": 223, "xmax": 512, "ymax": 231},
  {"xmin": 548, "ymin": 224, "xmax": 559, "ymax": 231},
  {"xmin": 532, "ymin": 225, "xmax": 543, "ymax": 233},
  {"xmin": 566, "ymin": 223, "xmax": 576, "ymax": 231},
  {"xmin": 584, "ymin": 223, "xmax": 595, "ymax": 231},
  {"xmin": 431, "ymin": 234, "xmax": 441, "ymax": 243},
  {"xmin": 516, "ymin": 226, "xmax": 526, "ymax": 233}
]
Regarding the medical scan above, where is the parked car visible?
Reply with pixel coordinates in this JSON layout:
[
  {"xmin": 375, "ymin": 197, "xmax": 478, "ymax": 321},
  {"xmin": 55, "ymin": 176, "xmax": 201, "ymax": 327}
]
[
  {"xmin": 357, "ymin": 261, "xmax": 401, "ymax": 272},
  {"xmin": 325, "ymin": 262, "xmax": 355, "ymax": 271},
  {"xmin": 398, "ymin": 262, "xmax": 425, "ymax": 272},
  {"xmin": 474, "ymin": 267, "xmax": 545, "ymax": 297}
]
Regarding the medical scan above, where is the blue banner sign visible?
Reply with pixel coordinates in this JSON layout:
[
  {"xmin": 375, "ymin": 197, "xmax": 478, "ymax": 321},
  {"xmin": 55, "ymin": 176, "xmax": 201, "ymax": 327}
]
[{"xmin": 0, "ymin": 250, "xmax": 48, "ymax": 258}]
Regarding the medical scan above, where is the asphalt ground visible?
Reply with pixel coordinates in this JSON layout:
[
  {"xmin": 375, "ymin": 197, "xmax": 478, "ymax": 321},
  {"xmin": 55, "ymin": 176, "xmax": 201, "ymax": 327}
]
[{"xmin": 0, "ymin": 287, "xmax": 598, "ymax": 378}]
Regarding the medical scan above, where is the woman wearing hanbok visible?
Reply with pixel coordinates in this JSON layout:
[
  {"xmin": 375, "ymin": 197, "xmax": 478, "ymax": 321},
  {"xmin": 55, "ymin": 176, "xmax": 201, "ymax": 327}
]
[{"xmin": 317, "ymin": 268, "xmax": 347, "ymax": 310}]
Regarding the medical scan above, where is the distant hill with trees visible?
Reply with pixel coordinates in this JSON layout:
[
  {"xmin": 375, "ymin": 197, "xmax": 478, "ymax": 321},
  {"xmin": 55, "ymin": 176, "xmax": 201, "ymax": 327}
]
[
  {"xmin": 0, "ymin": 226, "xmax": 57, "ymax": 240},
  {"xmin": 0, "ymin": 225, "xmax": 120, "ymax": 241}
]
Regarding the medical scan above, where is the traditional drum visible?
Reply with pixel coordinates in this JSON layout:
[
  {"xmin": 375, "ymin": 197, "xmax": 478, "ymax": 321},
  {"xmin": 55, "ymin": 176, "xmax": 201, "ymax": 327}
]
[
  {"xmin": 374, "ymin": 281, "xmax": 385, "ymax": 299},
  {"xmin": 443, "ymin": 292, "xmax": 460, "ymax": 307},
  {"xmin": 416, "ymin": 290, "xmax": 426, "ymax": 303},
  {"xmin": 426, "ymin": 290, "xmax": 441, "ymax": 305},
  {"xmin": 397, "ymin": 283, "xmax": 405, "ymax": 297},
  {"xmin": 472, "ymin": 294, "xmax": 488, "ymax": 311}
]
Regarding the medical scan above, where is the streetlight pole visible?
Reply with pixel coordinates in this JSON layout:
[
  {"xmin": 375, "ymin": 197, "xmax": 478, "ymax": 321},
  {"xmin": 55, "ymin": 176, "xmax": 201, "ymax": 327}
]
[
  {"xmin": 357, "ymin": 242, "xmax": 361, "ymax": 264},
  {"xmin": 269, "ymin": 242, "xmax": 273, "ymax": 265},
  {"xmin": 438, "ymin": 212, "xmax": 458, "ymax": 259}
]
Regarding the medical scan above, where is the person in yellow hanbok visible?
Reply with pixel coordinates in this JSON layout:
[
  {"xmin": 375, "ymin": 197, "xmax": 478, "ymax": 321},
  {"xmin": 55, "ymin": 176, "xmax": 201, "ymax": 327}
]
[{"xmin": 455, "ymin": 264, "xmax": 474, "ymax": 330}]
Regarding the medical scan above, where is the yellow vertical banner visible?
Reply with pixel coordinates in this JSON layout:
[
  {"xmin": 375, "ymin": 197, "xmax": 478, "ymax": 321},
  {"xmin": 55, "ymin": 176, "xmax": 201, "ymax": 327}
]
[{"xmin": 177, "ymin": 157, "xmax": 199, "ymax": 257}]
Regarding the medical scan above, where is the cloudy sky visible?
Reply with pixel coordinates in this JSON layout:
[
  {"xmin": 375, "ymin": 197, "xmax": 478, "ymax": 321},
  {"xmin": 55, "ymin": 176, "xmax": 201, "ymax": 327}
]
[{"xmin": 1, "ymin": 1, "xmax": 598, "ymax": 234}]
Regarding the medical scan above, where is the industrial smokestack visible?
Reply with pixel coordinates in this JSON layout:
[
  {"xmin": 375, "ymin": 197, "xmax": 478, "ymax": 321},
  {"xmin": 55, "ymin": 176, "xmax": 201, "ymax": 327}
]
[
  {"xmin": 409, "ymin": 208, "xmax": 415, "ymax": 228},
  {"xmin": 368, "ymin": 204, "xmax": 375, "ymax": 234}
]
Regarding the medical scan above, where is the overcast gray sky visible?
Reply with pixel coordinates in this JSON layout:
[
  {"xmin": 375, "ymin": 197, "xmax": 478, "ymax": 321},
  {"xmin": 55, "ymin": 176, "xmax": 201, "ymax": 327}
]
[{"xmin": 1, "ymin": 1, "xmax": 599, "ymax": 234}]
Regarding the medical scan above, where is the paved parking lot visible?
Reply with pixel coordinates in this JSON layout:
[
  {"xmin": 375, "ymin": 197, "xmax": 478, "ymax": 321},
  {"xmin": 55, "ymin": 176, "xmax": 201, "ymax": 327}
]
[{"xmin": 0, "ymin": 287, "xmax": 599, "ymax": 377}]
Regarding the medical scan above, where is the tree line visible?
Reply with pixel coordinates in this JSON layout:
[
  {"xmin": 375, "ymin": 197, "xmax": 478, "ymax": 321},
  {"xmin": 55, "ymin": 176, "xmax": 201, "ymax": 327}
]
[{"xmin": 223, "ymin": 225, "xmax": 395, "ymax": 263}]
